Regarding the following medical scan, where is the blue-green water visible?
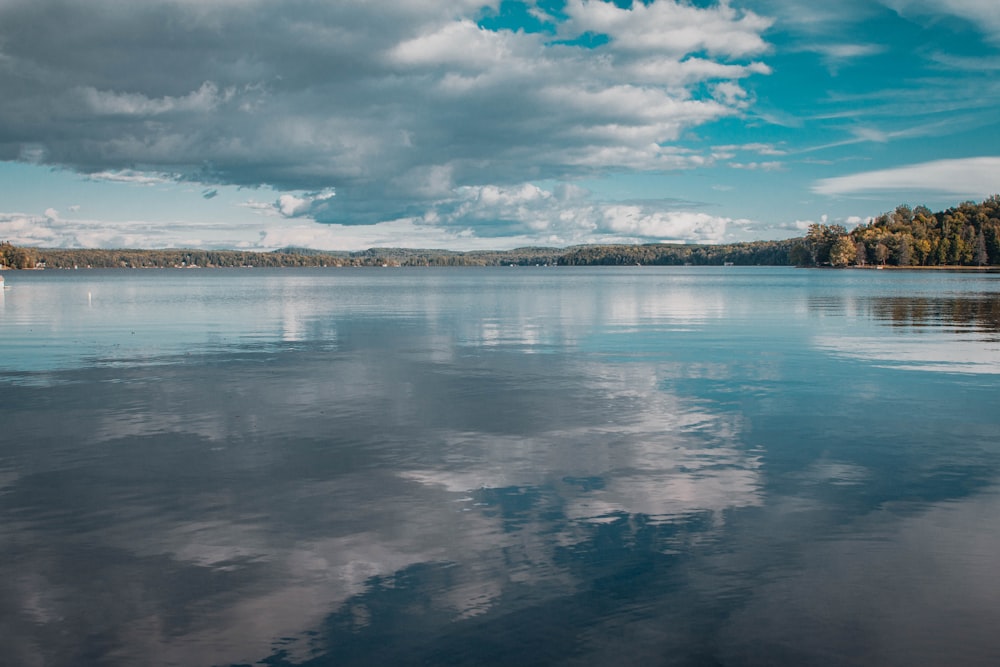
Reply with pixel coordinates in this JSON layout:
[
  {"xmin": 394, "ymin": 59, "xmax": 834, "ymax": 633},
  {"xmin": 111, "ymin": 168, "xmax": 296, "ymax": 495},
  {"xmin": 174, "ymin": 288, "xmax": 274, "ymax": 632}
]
[{"xmin": 1, "ymin": 266, "xmax": 999, "ymax": 666}]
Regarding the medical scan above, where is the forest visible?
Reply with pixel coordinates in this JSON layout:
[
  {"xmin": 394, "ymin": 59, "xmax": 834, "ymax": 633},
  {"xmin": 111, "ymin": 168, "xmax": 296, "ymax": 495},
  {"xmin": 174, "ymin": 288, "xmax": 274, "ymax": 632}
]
[
  {"xmin": 792, "ymin": 195, "xmax": 1000, "ymax": 268},
  {"xmin": 3, "ymin": 196, "xmax": 998, "ymax": 270}
]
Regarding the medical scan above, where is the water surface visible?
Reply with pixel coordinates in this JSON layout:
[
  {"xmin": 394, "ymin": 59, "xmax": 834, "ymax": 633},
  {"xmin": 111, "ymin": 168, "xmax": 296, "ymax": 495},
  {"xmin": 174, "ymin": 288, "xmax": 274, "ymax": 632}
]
[{"xmin": 2, "ymin": 267, "xmax": 999, "ymax": 666}]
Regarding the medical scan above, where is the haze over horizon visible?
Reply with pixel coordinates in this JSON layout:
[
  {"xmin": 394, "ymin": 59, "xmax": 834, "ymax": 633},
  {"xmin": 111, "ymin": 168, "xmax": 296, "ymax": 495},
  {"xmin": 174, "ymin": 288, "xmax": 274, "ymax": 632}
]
[{"xmin": 2, "ymin": 0, "xmax": 999, "ymax": 251}]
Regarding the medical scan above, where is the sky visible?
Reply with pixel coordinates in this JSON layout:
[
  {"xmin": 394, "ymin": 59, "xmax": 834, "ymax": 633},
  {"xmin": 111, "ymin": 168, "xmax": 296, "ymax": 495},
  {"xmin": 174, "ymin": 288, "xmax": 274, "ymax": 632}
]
[{"xmin": 1, "ymin": 0, "xmax": 1000, "ymax": 251}]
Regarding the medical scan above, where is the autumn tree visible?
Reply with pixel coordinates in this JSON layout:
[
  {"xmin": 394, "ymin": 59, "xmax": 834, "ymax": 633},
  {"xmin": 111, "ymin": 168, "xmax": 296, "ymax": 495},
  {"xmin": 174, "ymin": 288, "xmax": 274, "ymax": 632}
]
[{"xmin": 829, "ymin": 236, "xmax": 856, "ymax": 267}]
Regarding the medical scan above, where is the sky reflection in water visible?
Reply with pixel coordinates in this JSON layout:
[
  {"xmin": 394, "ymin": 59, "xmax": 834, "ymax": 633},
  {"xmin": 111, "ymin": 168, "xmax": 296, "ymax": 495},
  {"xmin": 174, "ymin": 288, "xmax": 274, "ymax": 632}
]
[{"xmin": 1, "ymin": 267, "xmax": 999, "ymax": 666}]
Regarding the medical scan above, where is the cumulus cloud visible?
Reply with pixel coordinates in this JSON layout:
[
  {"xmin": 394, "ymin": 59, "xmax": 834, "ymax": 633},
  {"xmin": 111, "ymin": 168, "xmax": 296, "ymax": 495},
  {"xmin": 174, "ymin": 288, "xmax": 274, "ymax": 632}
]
[
  {"xmin": 423, "ymin": 182, "xmax": 744, "ymax": 245},
  {"xmin": 276, "ymin": 190, "xmax": 336, "ymax": 218},
  {"xmin": 0, "ymin": 0, "xmax": 774, "ymax": 234},
  {"xmin": 560, "ymin": 0, "xmax": 772, "ymax": 58},
  {"xmin": 3, "ymin": 178, "xmax": 748, "ymax": 250},
  {"xmin": 812, "ymin": 157, "xmax": 1000, "ymax": 197}
]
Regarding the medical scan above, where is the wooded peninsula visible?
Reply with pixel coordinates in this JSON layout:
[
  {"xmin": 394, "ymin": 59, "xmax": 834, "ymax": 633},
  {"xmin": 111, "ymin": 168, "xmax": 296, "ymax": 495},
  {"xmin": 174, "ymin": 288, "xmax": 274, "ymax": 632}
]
[{"xmin": 3, "ymin": 196, "xmax": 999, "ymax": 270}]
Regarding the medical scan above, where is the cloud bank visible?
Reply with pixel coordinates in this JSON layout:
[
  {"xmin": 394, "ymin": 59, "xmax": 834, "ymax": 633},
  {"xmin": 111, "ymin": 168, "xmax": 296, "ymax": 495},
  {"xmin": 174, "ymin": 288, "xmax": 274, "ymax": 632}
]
[{"xmin": 0, "ymin": 0, "xmax": 773, "ymax": 242}]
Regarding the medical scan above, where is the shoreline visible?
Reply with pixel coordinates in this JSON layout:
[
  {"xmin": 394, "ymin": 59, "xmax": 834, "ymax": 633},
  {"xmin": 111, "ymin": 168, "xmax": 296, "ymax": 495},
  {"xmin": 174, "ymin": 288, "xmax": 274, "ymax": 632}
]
[{"xmin": 849, "ymin": 265, "xmax": 1000, "ymax": 272}]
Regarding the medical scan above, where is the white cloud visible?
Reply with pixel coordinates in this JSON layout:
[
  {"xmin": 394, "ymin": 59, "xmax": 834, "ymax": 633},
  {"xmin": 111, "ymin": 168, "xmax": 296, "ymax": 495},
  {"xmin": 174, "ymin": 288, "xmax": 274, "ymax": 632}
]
[
  {"xmin": 714, "ymin": 142, "xmax": 786, "ymax": 156},
  {"xmin": 1, "ymin": 175, "xmax": 750, "ymax": 251},
  {"xmin": 805, "ymin": 42, "xmax": 886, "ymax": 73},
  {"xmin": 812, "ymin": 157, "xmax": 1000, "ymax": 196},
  {"xmin": 712, "ymin": 81, "xmax": 750, "ymax": 107},
  {"xmin": 882, "ymin": 0, "xmax": 1000, "ymax": 43},
  {"xmin": 87, "ymin": 170, "xmax": 178, "ymax": 186},
  {"xmin": 240, "ymin": 199, "xmax": 280, "ymax": 216},
  {"xmin": 428, "ymin": 182, "xmax": 744, "ymax": 245},
  {"xmin": 623, "ymin": 57, "xmax": 771, "ymax": 87},
  {"xmin": 256, "ymin": 218, "xmax": 539, "ymax": 252},
  {"xmin": 387, "ymin": 20, "xmax": 524, "ymax": 69},
  {"xmin": 599, "ymin": 206, "xmax": 733, "ymax": 242},
  {"xmin": 729, "ymin": 161, "xmax": 783, "ymax": 171},
  {"xmin": 80, "ymin": 81, "xmax": 225, "ymax": 116},
  {"xmin": 562, "ymin": 0, "xmax": 772, "ymax": 58},
  {"xmin": 276, "ymin": 190, "xmax": 336, "ymax": 218},
  {"xmin": 0, "ymin": 209, "xmax": 263, "ymax": 250},
  {"xmin": 810, "ymin": 43, "xmax": 885, "ymax": 59},
  {"xmin": 0, "ymin": 0, "xmax": 775, "ymax": 231}
]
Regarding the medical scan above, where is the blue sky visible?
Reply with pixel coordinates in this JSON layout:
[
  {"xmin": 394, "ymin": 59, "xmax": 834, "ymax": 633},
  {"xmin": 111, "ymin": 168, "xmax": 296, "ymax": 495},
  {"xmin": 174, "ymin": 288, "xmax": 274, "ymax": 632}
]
[{"xmin": 1, "ymin": 0, "xmax": 999, "ymax": 250}]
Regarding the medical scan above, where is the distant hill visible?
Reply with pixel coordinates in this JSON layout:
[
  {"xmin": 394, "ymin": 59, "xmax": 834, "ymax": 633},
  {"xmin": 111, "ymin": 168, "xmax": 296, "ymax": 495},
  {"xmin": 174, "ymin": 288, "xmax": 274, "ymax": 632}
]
[{"xmin": 3, "ymin": 242, "xmax": 791, "ymax": 269}]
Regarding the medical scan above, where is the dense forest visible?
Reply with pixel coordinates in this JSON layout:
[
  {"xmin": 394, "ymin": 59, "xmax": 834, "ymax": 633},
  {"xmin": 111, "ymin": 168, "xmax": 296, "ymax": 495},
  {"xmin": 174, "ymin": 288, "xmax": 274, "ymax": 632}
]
[
  {"xmin": 556, "ymin": 239, "xmax": 795, "ymax": 265},
  {"xmin": 3, "ymin": 197, "xmax": 999, "ymax": 270},
  {"xmin": 792, "ymin": 195, "xmax": 1000, "ymax": 268}
]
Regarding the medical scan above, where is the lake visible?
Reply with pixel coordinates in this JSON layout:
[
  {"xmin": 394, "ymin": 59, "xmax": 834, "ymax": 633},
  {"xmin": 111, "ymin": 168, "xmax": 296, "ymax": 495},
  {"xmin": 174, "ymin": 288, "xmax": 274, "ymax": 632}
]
[{"xmin": 1, "ymin": 266, "xmax": 999, "ymax": 666}]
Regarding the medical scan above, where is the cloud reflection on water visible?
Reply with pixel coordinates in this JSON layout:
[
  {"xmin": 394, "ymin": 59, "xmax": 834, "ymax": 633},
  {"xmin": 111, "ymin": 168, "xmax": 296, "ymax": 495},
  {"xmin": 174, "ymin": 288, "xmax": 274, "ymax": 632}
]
[
  {"xmin": 717, "ymin": 488, "xmax": 1000, "ymax": 667},
  {"xmin": 0, "ymin": 305, "xmax": 763, "ymax": 666},
  {"xmin": 3, "ymin": 268, "xmax": 1000, "ymax": 666}
]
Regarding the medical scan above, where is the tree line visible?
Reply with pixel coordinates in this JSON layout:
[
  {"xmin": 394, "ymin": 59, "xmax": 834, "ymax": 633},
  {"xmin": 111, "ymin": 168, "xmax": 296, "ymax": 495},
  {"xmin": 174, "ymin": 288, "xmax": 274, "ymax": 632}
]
[
  {"xmin": 0, "ymin": 240, "xmax": 797, "ymax": 269},
  {"xmin": 556, "ymin": 239, "xmax": 795, "ymax": 266},
  {"xmin": 3, "ymin": 196, "xmax": 998, "ymax": 270},
  {"xmin": 792, "ymin": 196, "xmax": 1000, "ymax": 268},
  {"xmin": 0, "ymin": 244, "xmax": 568, "ymax": 269}
]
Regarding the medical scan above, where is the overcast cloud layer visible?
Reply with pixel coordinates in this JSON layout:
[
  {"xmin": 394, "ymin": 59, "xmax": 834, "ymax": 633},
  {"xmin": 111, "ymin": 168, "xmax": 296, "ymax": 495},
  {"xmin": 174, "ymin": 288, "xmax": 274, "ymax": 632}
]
[{"xmin": 1, "ymin": 0, "xmax": 1000, "ymax": 249}]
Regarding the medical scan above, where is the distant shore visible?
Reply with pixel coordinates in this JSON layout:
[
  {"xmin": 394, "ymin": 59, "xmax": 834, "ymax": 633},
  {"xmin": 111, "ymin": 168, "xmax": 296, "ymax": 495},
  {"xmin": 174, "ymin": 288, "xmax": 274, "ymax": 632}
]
[
  {"xmin": 1, "ymin": 240, "xmax": 797, "ymax": 270},
  {"xmin": 4, "ymin": 262, "xmax": 998, "ymax": 272}
]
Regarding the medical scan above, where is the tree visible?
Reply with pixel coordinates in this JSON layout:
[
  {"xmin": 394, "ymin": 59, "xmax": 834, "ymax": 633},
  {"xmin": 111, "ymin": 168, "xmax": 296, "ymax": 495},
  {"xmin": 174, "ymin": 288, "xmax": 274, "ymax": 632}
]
[
  {"xmin": 894, "ymin": 235, "xmax": 913, "ymax": 266},
  {"xmin": 985, "ymin": 224, "xmax": 1000, "ymax": 265},
  {"xmin": 875, "ymin": 243, "xmax": 889, "ymax": 266},
  {"xmin": 891, "ymin": 204, "xmax": 913, "ymax": 228},
  {"xmin": 790, "ymin": 243, "xmax": 812, "ymax": 267},
  {"xmin": 975, "ymin": 230, "xmax": 989, "ymax": 266},
  {"xmin": 0, "ymin": 242, "xmax": 36, "ymax": 269},
  {"xmin": 935, "ymin": 238, "xmax": 950, "ymax": 265},
  {"xmin": 913, "ymin": 238, "xmax": 932, "ymax": 265},
  {"xmin": 830, "ymin": 236, "xmax": 856, "ymax": 267},
  {"xmin": 806, "ymin": 223, "xmax": 848, "ymax": 265}
]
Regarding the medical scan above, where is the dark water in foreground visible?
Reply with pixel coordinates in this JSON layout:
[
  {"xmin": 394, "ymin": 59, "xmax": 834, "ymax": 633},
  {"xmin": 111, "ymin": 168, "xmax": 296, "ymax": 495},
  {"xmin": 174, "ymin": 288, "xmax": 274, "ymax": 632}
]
[{"xmin": 1, "ymin": 266, "xmax": 999, "ymax": 666}]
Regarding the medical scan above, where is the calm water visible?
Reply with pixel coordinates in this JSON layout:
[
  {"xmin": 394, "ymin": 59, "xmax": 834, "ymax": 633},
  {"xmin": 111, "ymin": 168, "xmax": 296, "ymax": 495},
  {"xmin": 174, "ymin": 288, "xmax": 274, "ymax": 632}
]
[{"xmin": 2, "ymin": 266, "xmax": 999, "ymax": 666}]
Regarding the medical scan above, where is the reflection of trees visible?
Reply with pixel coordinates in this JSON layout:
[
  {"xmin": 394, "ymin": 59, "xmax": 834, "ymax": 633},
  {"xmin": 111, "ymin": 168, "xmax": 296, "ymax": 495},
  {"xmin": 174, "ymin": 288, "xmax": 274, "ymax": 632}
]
[
  {"xmin": 865, "ymin": 296, "xmax": 1000, "ymax": 338},
  {"xmin": 807, "ymin": 294, "xmax": 1000, "ymax": 339}
]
